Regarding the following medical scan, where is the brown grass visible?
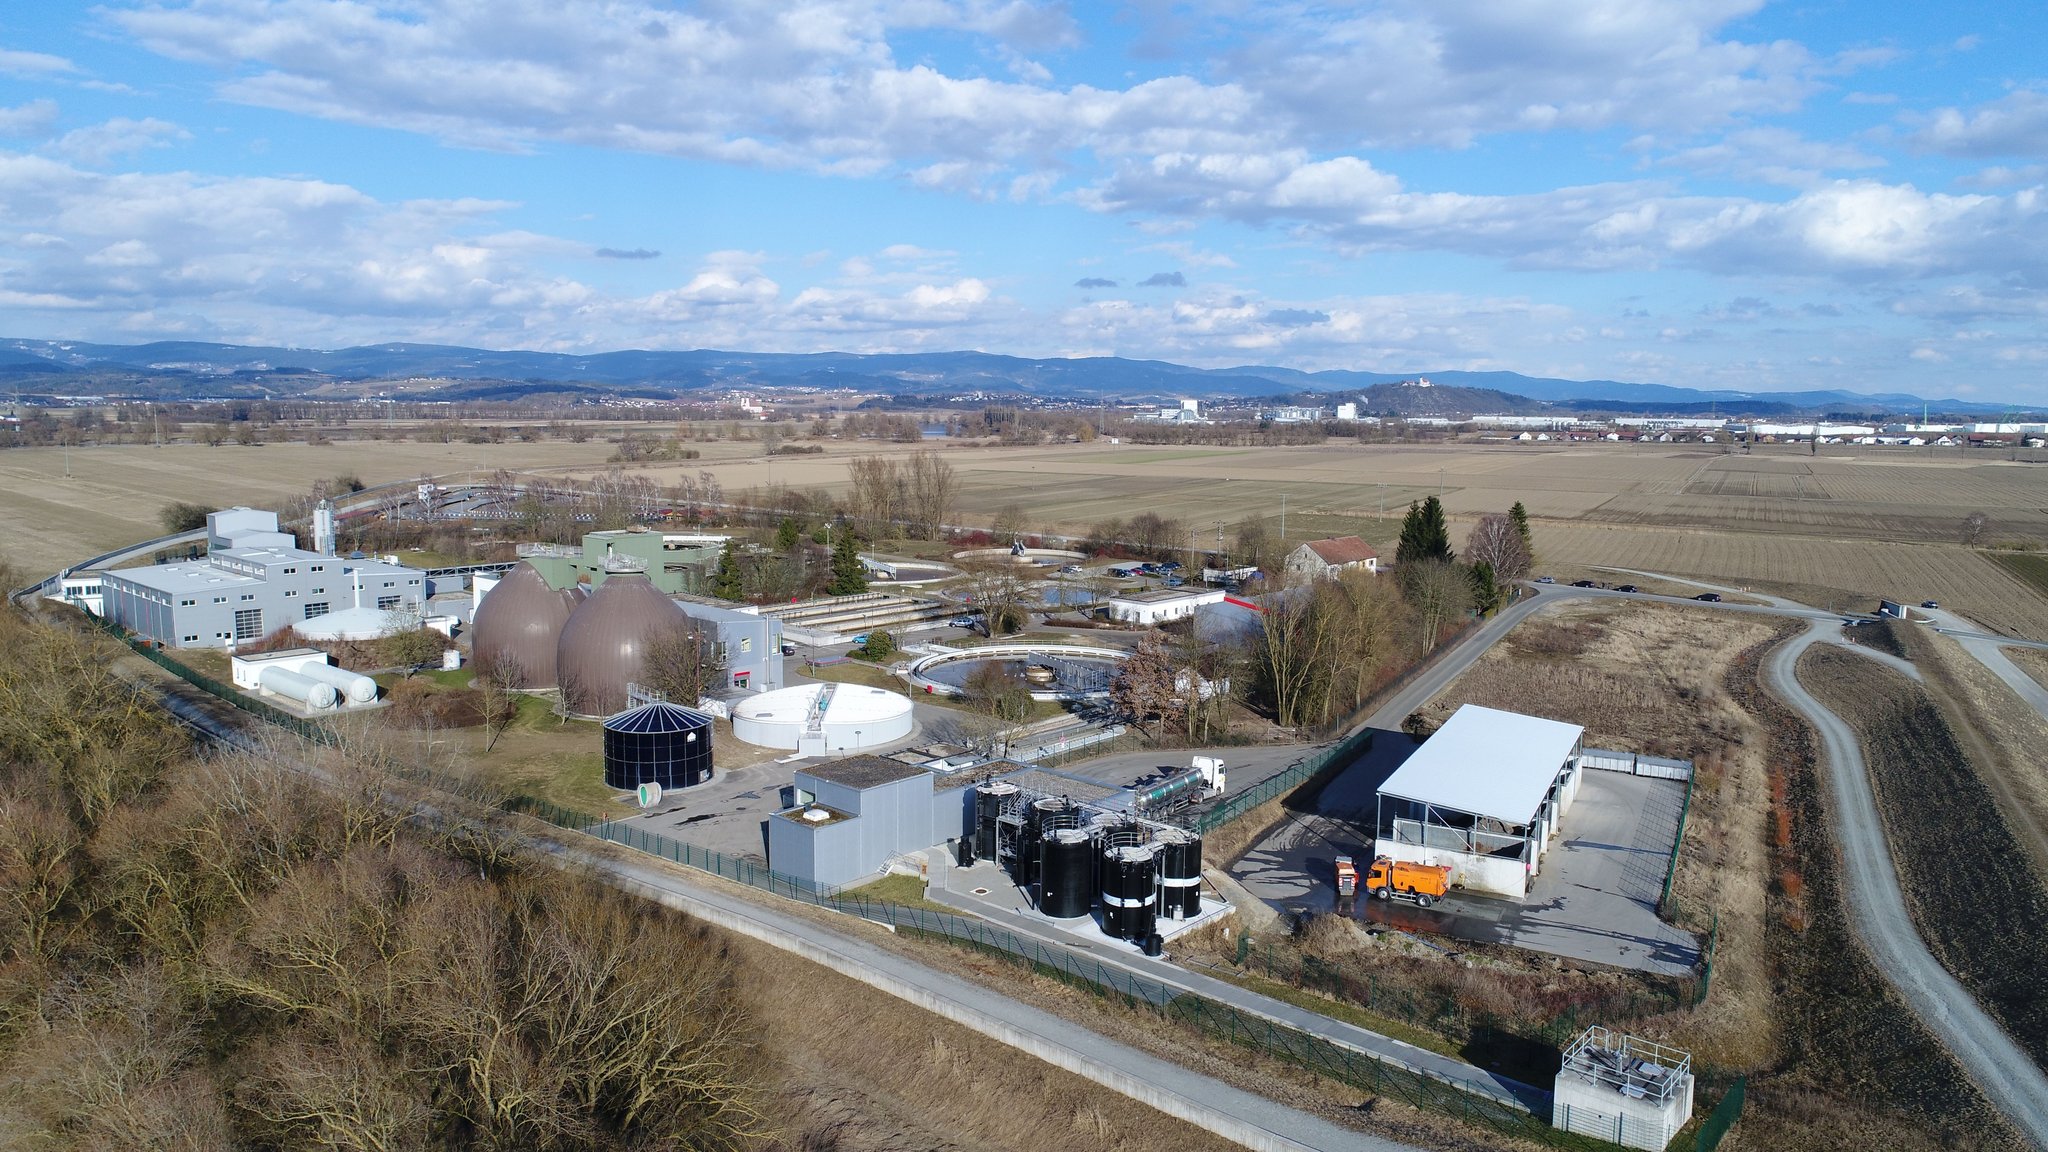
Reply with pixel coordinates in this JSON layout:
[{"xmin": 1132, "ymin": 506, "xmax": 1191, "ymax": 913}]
[{"xmin": 1902, "ymin": 630, "xmax": 2048, "ymax": 879}]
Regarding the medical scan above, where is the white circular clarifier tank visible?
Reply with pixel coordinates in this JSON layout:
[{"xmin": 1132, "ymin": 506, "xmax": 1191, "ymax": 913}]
[{"xmin": 730, "ymin": 682, "xmax": 915, "ymax": 751}]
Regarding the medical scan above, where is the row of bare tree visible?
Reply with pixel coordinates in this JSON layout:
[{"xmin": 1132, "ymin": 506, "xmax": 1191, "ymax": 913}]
[{"xmin": 0, "ymin": 601, "xmax": 770, "ymax": 1151}]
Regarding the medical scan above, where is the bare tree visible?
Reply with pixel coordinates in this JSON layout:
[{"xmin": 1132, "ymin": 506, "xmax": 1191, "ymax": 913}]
[
  {"xmin": 640, "ymin": 622, "xmax": 724, "ymax": 705},
  {"xmin": 1109, "ymin": 632, "xmax": 1184, "ymax": 741},
  {"xmin": 904, "ymin": 449, "xmax": 957, "ymax": 540},
  {"xmin": 1962, "ymin": 510, "xmax": 1988, "ymax": 545},
  {"xmin": 846, "ymin": 455, "xmax": 901, "ymax": 538},
  {"xmin": 1254, "ymin": 590, "xmax": 1335, "ymax": 729},
  {"xmin": 473, "ymin": 650, "xmax": 525, "ymax": 753},
  {"xmin": 1463, "ymin": 512, "xmax": 1532, "ymax": 584},
  {"xmin": 1402, "ymin": 558, "xmax": 1471, "ymax": 654},
  {"xmin": 960, "ymin": 559, "xmax": 1031, "ymax": 636}
]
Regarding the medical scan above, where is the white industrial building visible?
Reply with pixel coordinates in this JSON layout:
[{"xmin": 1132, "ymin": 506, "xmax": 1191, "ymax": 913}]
[
  {"xmin": 1374, "ymin": 705, "xmax": 1585, "ymax": 898},
  {"xmin": 1106, "ymin": 586, "xmax": 1226, "ymax": 625},
  {"xmin": 1553, "ymin": 1027, "xmax": 1695, "ymax": 1151},
  {"xmin": 229, "ymin": 648, "xmax": 381, "ymax": 712}
]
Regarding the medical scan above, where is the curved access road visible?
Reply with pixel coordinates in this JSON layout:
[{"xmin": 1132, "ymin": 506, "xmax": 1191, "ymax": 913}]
[{"xmin": 1766, "ymin": 621, "xmax": 2048, "ymax": 1147}]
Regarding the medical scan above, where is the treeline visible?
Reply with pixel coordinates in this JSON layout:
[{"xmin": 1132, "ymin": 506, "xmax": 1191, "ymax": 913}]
[{"xmin": 0, "ymin": 601, "xmax": 769, "ymax": 1150}]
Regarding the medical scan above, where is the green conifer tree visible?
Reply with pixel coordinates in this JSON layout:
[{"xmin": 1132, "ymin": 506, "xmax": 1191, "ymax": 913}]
[
  {"xmin": 827, "ymin": 529, "xmax": 868, "ymax": 596},
  {"xmin": 709, "ymin": 540, "xmax": 745, "ymax": 601},
  {"xmin": 1509, "ymin": 500, "xmax": 1533, "ymax": 558}
]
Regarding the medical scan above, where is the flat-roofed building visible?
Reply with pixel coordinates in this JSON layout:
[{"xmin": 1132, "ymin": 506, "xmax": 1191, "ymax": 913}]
[
  {"xmin": 1374, "ymin": 704, "xmax": 1585, "ymax": 898},
  {"xmin": 1105, "ymin": 586, "xmax": 1226, "ymax": 625},
  {"xmin": 100, "ymin": 508, "xmax": 426, "ymax": 648}
]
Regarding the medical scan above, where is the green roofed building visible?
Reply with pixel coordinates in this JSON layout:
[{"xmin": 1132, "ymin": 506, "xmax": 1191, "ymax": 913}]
[{"xmin": 518, "ymin": 527, "xmax": 730, "ymax": 597}]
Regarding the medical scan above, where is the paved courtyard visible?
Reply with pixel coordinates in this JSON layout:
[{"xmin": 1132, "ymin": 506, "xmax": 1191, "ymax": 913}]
[{"xmin": 1233, "ymin": 745, "xmax": 1701, "ymax": 976}]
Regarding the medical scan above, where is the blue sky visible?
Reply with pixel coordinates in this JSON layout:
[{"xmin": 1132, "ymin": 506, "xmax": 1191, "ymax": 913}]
[{"xmin": 2, "ymin": 2, "xmax": 2046, "ymax": 401}]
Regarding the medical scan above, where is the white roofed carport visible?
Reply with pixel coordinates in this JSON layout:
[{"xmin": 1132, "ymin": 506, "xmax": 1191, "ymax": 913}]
[
  {"xmin": 1375, "ymin": 704, "xmax": 1586, "ymax": 899},
  {"xmin": 1379, "ymin": 705, "xmax": 1584, "ymax": 824}
]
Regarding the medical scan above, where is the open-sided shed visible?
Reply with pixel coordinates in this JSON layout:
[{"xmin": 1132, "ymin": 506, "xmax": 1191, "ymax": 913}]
[{"xmin": 1374, "ymin": 704, "xmax": 1585, "ymax": 898}]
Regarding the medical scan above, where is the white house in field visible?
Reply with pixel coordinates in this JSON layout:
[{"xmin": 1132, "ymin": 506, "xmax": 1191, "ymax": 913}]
[{"xmin": 1284, "ymin": 536, "xmax": 1380, "ymax": 583}]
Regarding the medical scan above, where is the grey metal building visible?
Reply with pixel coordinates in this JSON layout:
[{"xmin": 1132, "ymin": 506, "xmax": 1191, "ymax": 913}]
[
  {"xmin": 101, "ymin": 507, "xmax": 427, "ymax": 648},
  {"xmin": 674, "ymin": 597, "xmax": 786, "ymax": 693},
  {"xmin": 768, "ymin": 757, "xmax": 941, "ymax": 892}
]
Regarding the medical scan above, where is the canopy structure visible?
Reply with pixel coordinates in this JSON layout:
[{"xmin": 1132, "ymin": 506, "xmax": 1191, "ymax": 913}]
[
  {"xmin": 1378, "ymin": 705, "xmax": 1584, "ymax": 824},
  {"xmin": 1374, "ymin": 704, "xmax": 1585, "ymax": 898}
]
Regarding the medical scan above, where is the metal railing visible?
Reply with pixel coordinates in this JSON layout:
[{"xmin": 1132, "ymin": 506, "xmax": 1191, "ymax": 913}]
[{"xmin": 1194, "ymin": 724, "xmax": 1371, "ymax": 832}]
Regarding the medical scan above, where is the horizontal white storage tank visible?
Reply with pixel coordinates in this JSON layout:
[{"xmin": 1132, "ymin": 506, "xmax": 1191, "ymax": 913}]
[
  {"xmin": 295, "ymin": 662, "xmax": 379, "ymax": 705},
  {"xmin": 259, "ymin": 666, "xmax": 339, "ymax": 710}
]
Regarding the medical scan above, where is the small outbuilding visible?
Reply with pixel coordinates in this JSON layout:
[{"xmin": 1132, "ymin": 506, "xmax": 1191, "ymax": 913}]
[
  {"xmin": 1105, "ymin": 586, "xmax": 1225, "ymax": 625},
  {"xmin": 1374, "ymin": 704, "xmax": 1584, "ymax": 898},
  {"xmin": 767, "ymin": 756, "xmax": 942, "ymax": 893}
]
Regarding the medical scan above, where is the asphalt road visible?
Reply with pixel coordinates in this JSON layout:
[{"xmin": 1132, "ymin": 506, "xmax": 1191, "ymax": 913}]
[
  {"xmin": 1767, "ymin": 621, "xmax": 2048, "ymax": 1147},
  {"xmin": 1922, "ymin": 606, "xmax": 2048, "ymax": 723}
]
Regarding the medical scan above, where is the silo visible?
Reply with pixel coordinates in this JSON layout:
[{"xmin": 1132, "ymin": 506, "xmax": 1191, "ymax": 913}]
[
  {"xmin": 1039, "ymin": 829, "xmax": 1095, "ymax": 918},
  {"xmin": 1155, "ymin": 827, "xmax": 1203, "ymax": 919},
  {"xmin": 471, "ymin": 562, "xmax": 582, "ymax": 689},
  {"xmin": 602, "ymin": 702, "xmax": 715, "ymax": 790},
  {"xmin": 555, "ymin": 572, "xmax": 688, "ymax": 716},
  {"xmin": 258, "ymin": 666, "xmax": 339, "ymax": 711},
  {"xmin": 975, "ymin": 780, "xmax": 1016, "ymax": 863},
  {"xmin": 1101, "ymin": 844, "xmax": 1160, "ymax": 940},
  {"xmin": 1023, "ymin": 797, "xmax": 1071, "ymax": 890}
]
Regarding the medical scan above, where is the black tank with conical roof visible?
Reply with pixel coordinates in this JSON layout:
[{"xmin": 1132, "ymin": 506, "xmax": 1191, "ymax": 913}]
[
  {"xmin": 470, "ymin": 562, "xmax": 583, "ymax": 689},
  {"xmin": 555, "ymin": 571, "xmax": 688, "ymax": 716}
]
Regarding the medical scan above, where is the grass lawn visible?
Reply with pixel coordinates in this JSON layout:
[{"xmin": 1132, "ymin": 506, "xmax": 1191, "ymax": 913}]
[{"xmin": 840, "ymin": 873, "xmax": 957, "ymax": 913}]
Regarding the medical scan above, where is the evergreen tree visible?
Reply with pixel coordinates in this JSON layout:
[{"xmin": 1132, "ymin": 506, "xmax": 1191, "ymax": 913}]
[
  {"xmin": 827, "ymin": 529, "xmax": 868, "ymax": 595},
  {"xmin": 709, "ymin": 540, "xmax": 745, "ymax": 601},
  {"xmin": 775, "ymin": 517, "xmax": 802, "ymax": 553},
  {"xmin": 1395, "ymin": 500, "xmax": 1426, "ymax": 566},
  {"xmin": 1508, "ymin": 501, "xmax": 1534, "ymax": 561},
  {"xmin": 1468, "ymin": 560, "xmax": 1504, "ymax": 615},
  {"xmin": 1397, "ymin": 496, "xmax": 1453, "ymax": 565}
]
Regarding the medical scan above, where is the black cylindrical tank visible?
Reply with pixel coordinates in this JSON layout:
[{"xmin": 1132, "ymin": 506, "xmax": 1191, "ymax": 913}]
[
  {"xmin": 1101, "ymin": 843, "xmax": 1160, "ymax": 940},
  {"xmin": 601, "ymin": 702, "xmax": 714, "ymax": 790},
  {"xmin": 1023, "ymin": 797, "xmax": 1070, "ymax": 889},
  {"xmin": 1039, "ymin": 829, "xmax": 1094, "ymax": 918},
  {"xmin": 975, "ymin": 781, "xmax": 1015, "ymax": 863},
  {"xmin": 1155, "ymin": 827, "xmax": 1203, "ymax": 919}
]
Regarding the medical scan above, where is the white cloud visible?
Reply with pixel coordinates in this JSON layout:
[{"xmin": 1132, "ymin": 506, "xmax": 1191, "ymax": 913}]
[
  {"xmin": 1910, "ymin": 89, "xmax": 2048, "ymax": 158},
  {"xmin": 0, "ymin": 99, "xmax": 59, "ymax": 137},
  {"xmin": 53, "ymin": 117, "xmax": 191, "ymax": 164},
  {"xmin": 0, "ymin": 47, "xmax": 77, "ymax": 77},
  {"xmin": 1654, "ymin": 126, "xmax": 1883, "ymax": 186}
]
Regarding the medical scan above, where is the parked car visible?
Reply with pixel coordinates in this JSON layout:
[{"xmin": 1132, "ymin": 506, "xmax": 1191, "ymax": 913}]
[
  {"xmin": 1615, "ymin": 584, "xmax": 1640, "ymax": 594},
  {"xmin": 1535, "ymin": 575, "xmax": 1556, "ymax": 584},
  {"xmin": 1694, "ymin": 593, "xmax": 1722, "ymax": 603},
  {"xmin": 1159, "ymin": 561, "xmax": 1184, "ymax": 572},
  {"xmin": 1059, "ymin": 564, "xmax": 1082, "ymax": 574},
  {"xmin": 947, "ymin": 616, "xmax": 977, "ymax": 628},
  {"xmin": 1163, "ymin": 576, "xmax": 1185, "ymax": 587},
  {"xmin": 1570, "ymin": 579, "xmax": 1597, "ymax": 588},
  {"xmin": 850, "ymin": 633, "xmax": 870, "ymax": 646},
  {"xmin": 1921, "ymin": 600, "xmax": 1942, "ymax": 609}
]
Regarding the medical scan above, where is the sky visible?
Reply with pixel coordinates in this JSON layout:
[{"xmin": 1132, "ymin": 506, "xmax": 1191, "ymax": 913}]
[{"xmin": 1, "ymin": 2, "xmax": 2046, "ymax": 402}]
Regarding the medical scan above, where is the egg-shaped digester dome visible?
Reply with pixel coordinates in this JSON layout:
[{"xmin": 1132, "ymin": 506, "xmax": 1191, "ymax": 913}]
[
  {"xmin": 555, "ymin": 572, "xmax": 687, "ymax": 717},
  {"xmin": 602, "ymin": 701, "xmax": 714, "ymax": 790},
  {"xmin": 470, "ymin": 562, "xmax": 582, "ymax": 689}
]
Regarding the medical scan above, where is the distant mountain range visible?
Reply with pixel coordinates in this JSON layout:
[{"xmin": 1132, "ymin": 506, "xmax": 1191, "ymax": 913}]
[{"xmin": 0, "ymin": 338, "xmax": 2028, "ymax": 417}]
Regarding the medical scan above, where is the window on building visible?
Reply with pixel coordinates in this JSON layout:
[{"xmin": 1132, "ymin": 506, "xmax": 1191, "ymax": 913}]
[
  {"xmin": 182, "ymin": 634, "xmax": 198, "ymax": 643},
  {"xmin": 382, "ymin": 580, "xmax": 395, "ymax": 588},
  {"xmin": 233, "ymin": 608, "xmax": 263, "ymax": 640},
  {"xmin": 311, "ymin": 587, "xmax": 324, "ymax": 594},
  {"xmin": 240, "ymin": 593, "xmax": 256, "ymax": 601},
  {"xmin": 377, "ymin": 596, "xmax": 401, "ymax": 610},
  {"xmin": 739, "ymin": 637, "xmax": 753, "ymax": 653},
  {"xmin": 213, "ymin": 596, "xmax": 227, "ymax": 604},
  {"xmin": 282, "ymin": 567, "xmax": 296, "ymax": 574},
  {"xmin": 303, "ymin": 602, "xmax": 329, "ymax": 620},
  {"xmin": 311, "ymin": 564, "xmax": 325, "ymax": 573},
  {"xmin": 179, "ymin": 598, "xmax": 196, "ymax": 606},
  {"xmin": 284, "ymin": 589, "xmax": 298, "ymax": 598}
]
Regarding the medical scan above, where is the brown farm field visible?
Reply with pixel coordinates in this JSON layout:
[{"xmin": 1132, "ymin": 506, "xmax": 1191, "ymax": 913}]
[
  {"xmin": 22, "ymin": 436, "xmax": 2048, "ymax": 643},
  {"xmin": 0, "ymin": 438, "xmax": 623, "ymax": 575}
]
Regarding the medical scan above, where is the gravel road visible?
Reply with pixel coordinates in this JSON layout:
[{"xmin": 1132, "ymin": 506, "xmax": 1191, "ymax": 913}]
[{"xmin": 1767, "ymin": 622, "xmax": 2048, "ymax": 1148}]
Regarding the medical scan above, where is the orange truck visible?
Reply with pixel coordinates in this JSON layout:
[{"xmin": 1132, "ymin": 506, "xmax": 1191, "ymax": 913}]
[
  {"xmin": 1333, "ymin": 856, "xmax": 1358, "ymax": 898},
  {"xmin": 1364, "ymin": 856, "xmax": 1451, "ymax": 907}
]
